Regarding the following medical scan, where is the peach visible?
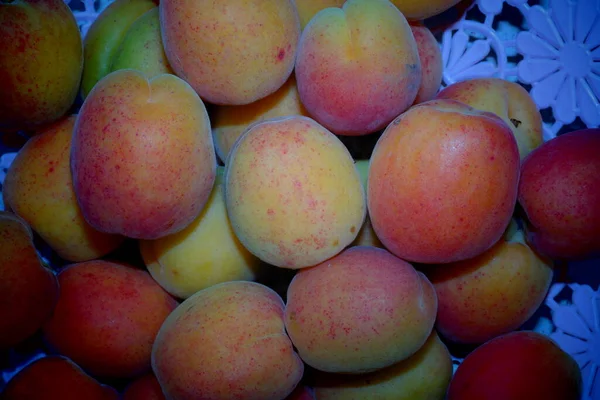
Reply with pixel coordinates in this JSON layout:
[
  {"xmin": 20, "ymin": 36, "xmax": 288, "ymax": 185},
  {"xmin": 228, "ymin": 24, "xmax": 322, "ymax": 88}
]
[
  {"xmin": 293, "ymin": 0, "xmax": 345, "ymax": 30},
  {"xmin": 152, "ymin": 281, "xmax": 304, "ymax": 400},
  {"xmin": 427, "ymin": 223, "xmax": 553, "ymax": 344},
  {"xmin": 224, "ymin": 116, "xmax": 366, "ymax": 269},
  {"xmin": 436, "ymin": 77, "xmax": 543, "ymax": 159},
  {"xmin": 0, "ymin": 356, "xmax": 119, "ymax": 400},
  {"xmin": 160, "ymin": 0, "xmax": 300, "ymax": 105},
  {"xmin": 2, "ymin": 115, "xmax": 125, "ymax": 262},
  {"xmin": 71, "ymin": 69, "xmax": 216, "ymax": 240},
  {"xmin": 284, "ymin": 246, "xmax": 437, "ymax": 373},
  {"xmin": 212, "ymin": 75, "xmax": 309, "ymax": 163},
  {"xmin": 410, "ymin": 23, "xmax": 443, "ymax": 104},
  {"xmin": 518, "ymin": 128, "xmax": 600, "ymax": 260},
  {"xmin": 295, "ymin": 0, "xmax": 421, "ymax": 136},
  {"xmin": 0, "ymin": 0, "xmax": 83, "ymax": 131},
  {"xmin": 41, "ymin": 260, "xmax": 179, "ymax": 379},
  {"xmin": 368, "ymin": 99, "xmax": 520, "ymax": 264},
  {"xmin": 390, "ymin": 0, "xmax": 462, "ymax": 20},
  {"xmin": 139, "ymin": 166, "xmax": 264, "ymax": 299},
  {"xmin": 351, "ymin": 159, "xmax": 383, "ymax": 248},
  {"xmin": 81, "ymin": 0, "xmax": 158, "ymax": 97},
  {"xmin": 447, "ymin": 331, "xmax": 583, "ymax": 400},
  {"xmin": 122, "ymin": 373, "xmax": 165, "ymax": 400},
  {"xmin": 312, "ymin": 331, "xmax": 453, "ymax": 400},
  {"xmin": 0, "ymin": 212, "xmax": 59, "ymax": 350}
]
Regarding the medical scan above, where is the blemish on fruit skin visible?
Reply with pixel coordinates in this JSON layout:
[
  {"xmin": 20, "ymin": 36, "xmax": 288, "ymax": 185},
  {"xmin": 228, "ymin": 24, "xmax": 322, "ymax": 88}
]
[{"xmin": 277, "ymin": 48, "xmax": 286, "ymax": 61}]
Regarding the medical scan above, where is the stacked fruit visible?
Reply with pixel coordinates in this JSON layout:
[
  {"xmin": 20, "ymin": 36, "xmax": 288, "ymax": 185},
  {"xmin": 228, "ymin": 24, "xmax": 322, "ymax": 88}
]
[{"xmin": 1, "ymin": 0, "xmax": 598, "ymax": 399}]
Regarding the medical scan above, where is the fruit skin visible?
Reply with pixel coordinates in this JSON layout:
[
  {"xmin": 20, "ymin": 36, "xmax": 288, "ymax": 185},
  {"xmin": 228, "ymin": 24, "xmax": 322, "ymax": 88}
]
[
  {"xmin": 518, "ymin": 128, "xmax": 600, "ymax": 260},
  {"xmin": 368, "ymin": 99, "xmax": 520, "ymax": 264},
  {"xmin": 295, "ymin": 0, "xmax": 421, "ymax": 136},
  {"xmin": 139, "ymin": 166, "xmax": 264, "ymax": 299},
  {"xmin": 80, "ymin": 0, "xmax": 158, "ymax": 98},
  {"xmin": 0, "ymin": 0, "xmax": 83, "ymax": 131},
  {"xmin": 122, "ymin": 373, "xmax": 166, "ymax": 400},
  {"xmin": 293, "ymin": 0, "xmax": 345, "ymax": 30},
  {"xmin": 284, "ymin": 246, "xmax": 437, "ymax": 374},
  {"xmin": 152, "ymin": 281, "xmax": 304, "ymax": 400},
  {"xmin": 312, "ymin": 331, "xmax": 453, "ymax": 400},
  {"xmin": 427, "ymin": 224, "xmax": 554, "ymax": 344},
  {"xmin": 390, "ymin": 0, "xmax": 462, "ymax": 20},
  {"xmin": 224, "ymin": 115, "xmax": 366, "ymax": 269},
  {"xmin": 447, "ymin": 331, "xmax": 583, "ymax": 400},
  {"xmin": 0, "ymin": 212, "xmax": 59, "ymax": 350},
  {"xmin": 351, "ymin": 159, "xmax": 383, "ymax": 248},
  {"xmin": 71, "ymin": 69, "xmax": 216, "ymax": 240},
  {"xmin": 2, "ymin": 115, "xmax": 125, "ymax": 262},
  {"xmin": 410, "ymin": 23, "xmax": 443, "ymax": 104},
  {"xmin": 211, "ymin": 75, "xmax": 309, "ymax": 163},
  {"xmin": 0, "ymin": 356, "xmax": 119, "ymax": 400},
  {"xmin": 436, "ymin": 77, "xmax": 543, "ymax": 160},
  {"xmin": 160, "ymin": 0, "xmax": 300, "ymax": 105},
  {"xmin": 41, "ymin": 260, "xmax": 179, "ymax": 379}
]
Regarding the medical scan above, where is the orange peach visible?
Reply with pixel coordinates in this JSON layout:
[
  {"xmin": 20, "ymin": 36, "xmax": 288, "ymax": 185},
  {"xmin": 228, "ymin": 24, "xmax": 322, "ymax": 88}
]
[
  {"xmin": 390, "ymin": 0, "xmax": 462, "ymax": 20},
  {"xmin": 410, "ymin": 23, "xmax": 443, "ymax": 104},
  {"xmin": 447, "ymin": 331, "xmax": 583, "ymax": 400},
  {"xmin": 0, "ymin": 212, "xmax": 59, "ymax": 350},
  {"xmin": 293, "ymin": 0, "xmax": 345, "ymax": 30},
  {"xmin": 212, "ymin": 75, "xmax": 309, "ymax": 163},
  {"xmin": 152, "ymin": 281, "xmax": 304, "ymax": 400},
  {"xmin": 285, "ymin": 246, "xmax": 437, "ymax": 373},
  {"xmin": 518, "ymin": 128, "xmax": 600, "ymax": 260},
  {"xmin": 427, "ymin": 224, "xmax": 553, "ymax": 344},
  {"xmin": 368, "ymin": 99, "xmax": 520, "ymax": 264},
  {"xmin": 436, "ymin": 77, "xmax": 543, "ymax": 159},
  {"xmin": 71, "ymin": 69, "xmax": 216, "ymax": 240},
  {"xmin": 122, "ymin": 373, "xmax": 165, "ymax": 400},
  {"xmin": 0, "ymin": 356, "xmax": 119, "ymax": 400},
  {"xmin": 224, "ymin": 116, "xmax": 366, "ymax": 269},
  {"xmin": 0, "ymin": 0, "xmax": 83, "ymax": 131},
  {"xmin": 160, "ymin": 0, "xmax": 300, "ymax": 105},
  {"xmin": 295, "ymin": 0, "xmax": 421, "ymax": 136},
  {"xmin": 2, "ymin": 115, "xmax": 125, "ymax": 262},
  {"xmin": 42, "ymin": 260, "xmax": 179, "ymax": 379}
]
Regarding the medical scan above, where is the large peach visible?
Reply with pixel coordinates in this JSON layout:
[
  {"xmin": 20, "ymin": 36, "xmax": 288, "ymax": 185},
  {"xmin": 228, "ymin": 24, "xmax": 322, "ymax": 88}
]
[
  {"xmin": 295, "ymin": 0, "xmax": 421, "ymax": 136},
  {"xmin": 3, "ymin": 115, "xmax": 125, "ymax": 262},
  {"xmin": 390, "ymin": 0, "xmax": 462, "ymax": 20},
  {"xmin": 224, "ymin": 116, "xmax": 366, "ymax": 269},
  {"xmin": 139, "ymin": 166, "xmax": 264, "ymax": 299},
  {"xmin": 42, "ymin": 260, "xmax": 179, "ymax": 379},
  {"xmin": 285, "ymin": 246, "xmax": 437, "ymax": 373},
  {"xmin": 152, "ymin": 281, "xmax": 304, "ymax": 400},
  {"xmin": 0, "ymin": 0, "xmax": 83, "ymax": 131},
  {"xmin": 410, "ymin": 23, "xmax": 443, "ymax": 104},
  {"xmin": 71, "ymin": 69, "xmax": 216, "ymax": 240},
  {"xmin": 436, "ymin": 77, "xmax": 543, "ymax": 159},
  {"xmin": 212, "ymin": 75, "xmax": 309, "ymax": 163},
  {"xmin": 0, "ymin": 212, "xmax": 59, "ymax": 350},
  {"xmin": 312, "ymin": 331, "xmax": 453, "ymax": 400},
  {"xmin": 293, "ymin": 0, "xmax": 345, "ymax": 30},
  {"xmin": 447, "ymin": 331, "xmax": 583, "ymax": 400},
  {"xmin": 160, "ymin": 0, "xmax": 300, "ymax": 105},
  {"xmin": 518, "ymin": 128, "xmax": 600, "ymax": 260},
  {"xmin": 0, "ymin": 356, "xmax": 119, "ymax": 400},
  {"xmin": 368, "ymin": 99, "xmax": 520, "ymax": 264},
  {"xmin": 427, "ymin": 223, "xmax": 553, "ymax": 344}
]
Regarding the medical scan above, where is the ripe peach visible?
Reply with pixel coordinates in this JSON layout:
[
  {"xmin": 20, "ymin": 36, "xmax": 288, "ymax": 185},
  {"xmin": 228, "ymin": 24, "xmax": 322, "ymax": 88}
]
[
  {"xmin": 285, "ymin": 246, "xmax": 437, "ymax": 373},
  {"xmin": 447, "ymin": 331, "xmax": 583, "ymax": 400},
  {"xmin": 160, "ymin": 0, "xmax": 300, "ymax": 105},
  {"xmin": 295, "ymin": 0, "xmax": 421, "ymax": 136},
  {"xmin": 518, "ymin": 128, "xmax": 600, "ymax": 260},
  {"xmin": 122, "ymin": 373, "xmax": 165, "ymax": 400},
  {"xmin": 436, "ymin": 77, "xmax": 543, "ymax": 159},
  {"xmin": 152, "ymin": 281, "xmax": 304, "ymax": 400},
  {"xmin": 3, "ymin": 116, "xmax": 125, "ymax": 262},
  {"xmin": 293, "ymin": 0, "xmax": 345, "ymax": 30},
  {"xmin": 71, "ymin": 69, "xmax": 216, "ymax": 240},
  {"xmin": 0, "ymin": 356, "xmax": 119, "ymax": 400},
  {"xmin": 368, "ymin": 99, "xmax": 520, "ymax": 264},
  {"xmin": 224, "ymin": 116, "xmax": 365, "ymax": 269},
  {"xmin": 42, "ymin": 260, "xmax": 179, "ymax": 379},
  {"xmin": 410, "ymin": 23, "xmax": 443, "ymax": 104}
]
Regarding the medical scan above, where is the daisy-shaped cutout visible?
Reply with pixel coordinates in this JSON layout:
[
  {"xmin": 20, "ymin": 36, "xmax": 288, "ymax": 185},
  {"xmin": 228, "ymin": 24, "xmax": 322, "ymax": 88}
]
[
  {"xmin": 547, "ymin": 284, "xmax": 600, "ymax": 400},
  {"xmin": 516, "ymin": 0, "xmax": 600, "ymax": 127}
]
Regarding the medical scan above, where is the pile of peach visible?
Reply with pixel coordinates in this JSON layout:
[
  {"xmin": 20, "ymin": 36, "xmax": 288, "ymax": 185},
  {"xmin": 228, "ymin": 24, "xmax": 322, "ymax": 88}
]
[{"xmin": 1, "ymin": 0, "xmax": 598, "ymax": 399}]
